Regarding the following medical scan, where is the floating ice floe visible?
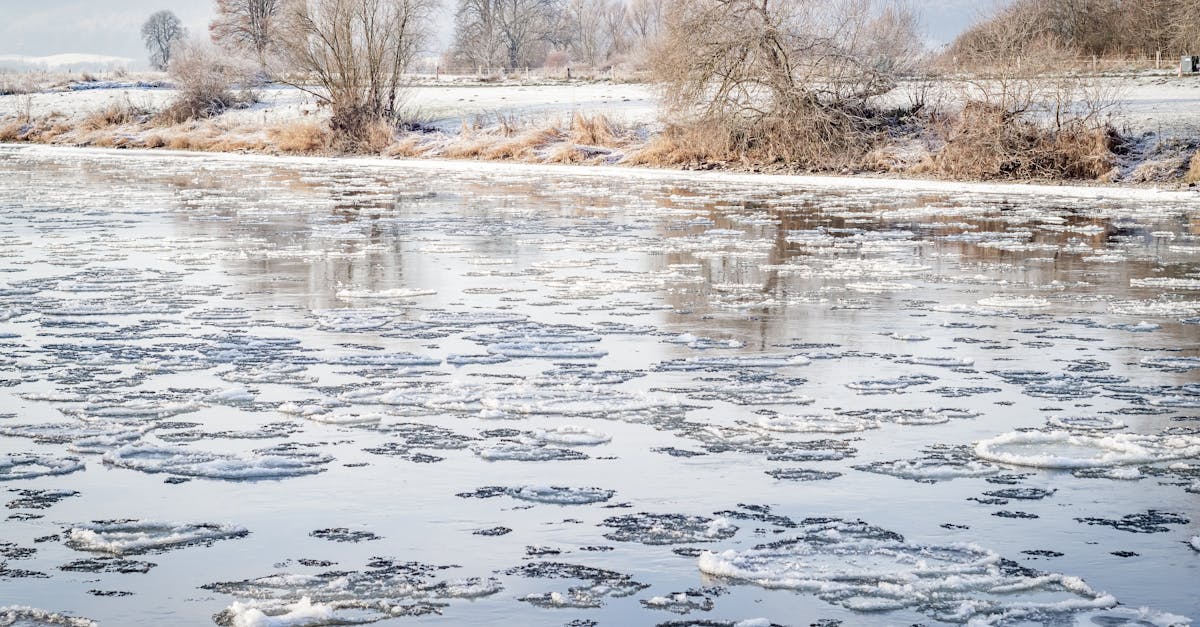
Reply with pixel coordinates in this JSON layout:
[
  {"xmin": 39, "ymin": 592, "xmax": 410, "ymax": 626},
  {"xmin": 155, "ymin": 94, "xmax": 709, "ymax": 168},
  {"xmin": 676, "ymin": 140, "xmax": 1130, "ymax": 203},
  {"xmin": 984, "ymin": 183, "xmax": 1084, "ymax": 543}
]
[
  {"xmin": 1139, "ymin": 356, "xmax": 1200, "ymax": 372},
  {"xmin": 0, "ymin": 606, "xmax": 97, "ymax": 627},
  {"xmin": 896, "ymin": 356, "xmax": 974, "ymax": 367},
  {"xmin": 846, "ymin": 281, "xmax": 916, "ymax": 293},
  {"xmin": 330, "ymin": 352, "xmax": 441, "ymax": 367},
  {"xmin": 65, "ymin": 520, "xmax": 248, "ymax": 555},
  {"xmin": 697, "ymin": 517, "xmax": 1123, "ymax": 624},
  {"xmin": 474, "ymin": 443, "xmax": 588, "ymax": 462},
  {"xmin": 974, "ymin": 431, "xmax": 1200, "ymax": 469},
  {"xmin": 976, "ymin": 296, "xmax": 1051, "ymax": 309},
  {"xmin": 508, "ymin": 561, "xmax": 647, "ymax": 609},
  {"xmin": 755, "ymin": 414, "xmax": 877, "ymax": 434},
  {"xmin": 657, "ymin": 354, "xmax": 811, "ymax": 371},
  {"xmin": 306, "ymin": 412, "xmax": 386, "ymax": 426},
  {"xmin": 419, "ymin": 311, "xmax": 528, "ymax": 326},
  {"xmin": 660, "ymin": 373, "xmax": 814, "ymax": 405},
  {"xmin": 478, "ymin": 386, "xmax": 676, "ymax": 418},
  {"xmin": 602, "ymin": 513, "xmax": 737, "ymax": 545},
  {"xmin": 1130, "ymin": 277, "xmax": 1200, "ymax": 290},
  {"xmin": 316, "ymin": 309, "xmax": 395, "ymax": 332},
  {"xmin": 102, "ymin": 443, "xmax": 331, "ymax": 479},
  {"xmin": 335, "ymin": 287, "xmax": 437, "ymax": 300},
  {"xmin": 846, "ymin": 374, "xmax": 936, "ymax": 393},
  {"xmin": 1108, "ymin": 300, "xmax": 1200, "ymax": 317},
  {"xmin": 639, "ymin": 589, "xmax": 718, "ymax": 614},
  {"xmin": 855, "ymin": 446, "xmax": 999, "ymax": 483},
  {"xmin": 531, "ymin": 426, "xmax": 611, "ymax": 446},
  {"xmin": 509, "ymin": 485, "xmax": 615, "ymax": 505},
  {"xmin": 1045, "ymin": 416, "xmax": 1126, "ymax": 431},
  {"xmin": 486, "ymin": 341, "xmax": 607, "ymax": 359},
  {"xmin": 0, "ymin": 453, "xmax": 85, "ymax": 481},
  {"xmin": 79, "ymin": 398, "xmax": 204, "ymax": 420},
  {"xmin": 207, "ymin": 559, "xmax": 501, "ymax": 625},
  {"xmin": 220, "ymin": 597, "xmax": 338, "ymax": 627}
]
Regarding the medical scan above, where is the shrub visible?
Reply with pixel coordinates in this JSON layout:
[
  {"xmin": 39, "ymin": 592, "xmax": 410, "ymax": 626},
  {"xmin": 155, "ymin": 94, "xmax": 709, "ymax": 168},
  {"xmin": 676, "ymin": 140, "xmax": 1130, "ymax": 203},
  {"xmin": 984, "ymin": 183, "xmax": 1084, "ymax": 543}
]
[
  {"xmin": 158, "ymin": 38, "xmax": 252, "ymax": 124},
  {"xmin": 275, "ymin": 0, "xmax": 436, "ymax": 151},
  {"xmin": 925, "ymin": 102, "xmax": 1117, "ymax": 180}
]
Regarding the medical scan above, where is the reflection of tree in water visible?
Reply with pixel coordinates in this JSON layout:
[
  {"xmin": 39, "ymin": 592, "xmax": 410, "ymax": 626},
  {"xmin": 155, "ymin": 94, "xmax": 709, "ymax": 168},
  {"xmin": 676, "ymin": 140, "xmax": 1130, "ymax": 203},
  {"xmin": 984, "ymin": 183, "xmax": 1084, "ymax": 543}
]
[{"xmin": 116, "ymin": 154, "xmax": 1198, "ymax": 349}]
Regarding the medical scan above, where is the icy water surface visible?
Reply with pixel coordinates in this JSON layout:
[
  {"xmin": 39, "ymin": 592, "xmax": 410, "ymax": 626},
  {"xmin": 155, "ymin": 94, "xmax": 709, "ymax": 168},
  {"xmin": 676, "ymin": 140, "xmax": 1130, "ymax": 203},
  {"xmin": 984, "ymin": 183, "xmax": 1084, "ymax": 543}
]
[{"xmin": 0, "ymin": 145, "xmax": 1198, "ymax": 626}]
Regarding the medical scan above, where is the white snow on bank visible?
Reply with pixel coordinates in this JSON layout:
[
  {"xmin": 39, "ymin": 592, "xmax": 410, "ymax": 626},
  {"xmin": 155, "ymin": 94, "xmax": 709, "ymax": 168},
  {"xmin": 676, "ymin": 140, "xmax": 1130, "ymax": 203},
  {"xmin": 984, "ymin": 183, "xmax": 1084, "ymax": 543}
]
[{"xmin": 6, "ymin": 144, "xmax": 1197, "ymax": 204}]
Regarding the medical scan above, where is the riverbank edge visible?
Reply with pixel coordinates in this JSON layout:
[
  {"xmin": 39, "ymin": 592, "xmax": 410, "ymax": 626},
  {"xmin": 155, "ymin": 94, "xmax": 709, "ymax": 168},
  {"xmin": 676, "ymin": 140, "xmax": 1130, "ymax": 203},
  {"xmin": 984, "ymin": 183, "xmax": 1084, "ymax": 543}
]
[{"xmin": 5, "ymin": 142, "xmax": 1199, "ymax": 203}]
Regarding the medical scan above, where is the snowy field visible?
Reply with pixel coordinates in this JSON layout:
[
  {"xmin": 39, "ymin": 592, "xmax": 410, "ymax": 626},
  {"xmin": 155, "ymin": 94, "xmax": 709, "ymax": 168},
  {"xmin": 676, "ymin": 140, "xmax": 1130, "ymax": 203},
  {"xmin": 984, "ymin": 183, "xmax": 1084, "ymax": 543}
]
[
  {"xmin": 1, "ymin": 72, "xmax": 1199, "ymax": 136},
  {"xmin": 0, "ymin": 144, "xmax": 1198, "ymax": 626},
  {"xmin": 0, "ymin": 77, "xmax": 660, "ymax": 131}
]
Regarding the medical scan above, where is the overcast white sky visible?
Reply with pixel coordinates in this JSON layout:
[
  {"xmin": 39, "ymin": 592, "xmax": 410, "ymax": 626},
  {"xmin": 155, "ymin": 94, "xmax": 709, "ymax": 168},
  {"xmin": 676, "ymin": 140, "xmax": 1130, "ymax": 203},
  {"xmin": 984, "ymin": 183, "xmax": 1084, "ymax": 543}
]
[{"xmin": 0, "ymin": 0, "xmax": 995, "ymax": 68}]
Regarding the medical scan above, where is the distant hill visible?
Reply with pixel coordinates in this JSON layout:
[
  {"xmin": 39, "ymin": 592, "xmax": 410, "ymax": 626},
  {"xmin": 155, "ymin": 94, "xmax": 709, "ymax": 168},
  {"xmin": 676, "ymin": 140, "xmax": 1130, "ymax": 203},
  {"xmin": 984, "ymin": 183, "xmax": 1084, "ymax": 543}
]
[{"xmin": 0, "ymin": 53, "xmax": 135, "ymax": 73}]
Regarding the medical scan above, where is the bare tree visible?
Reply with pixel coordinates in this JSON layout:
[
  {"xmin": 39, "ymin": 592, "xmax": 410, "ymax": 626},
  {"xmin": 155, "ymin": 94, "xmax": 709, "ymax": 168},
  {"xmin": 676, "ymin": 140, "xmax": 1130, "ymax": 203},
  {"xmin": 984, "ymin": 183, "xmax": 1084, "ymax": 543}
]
[
  {"xmin": 160, "ymin": 37, "xmax": 255, "ymax": 122},
  {"xmin": 653, "ymin": 0, "xmax": 923, "ymax": 165},
  {"xmin": 452, "ymin": 0, "xmax": 507, "ymax": 68},
  {"xmin": 951, "ymin": 0, "xmax": 1198, "ymax": 61},
  {"xmin": 210, "ymin": 0, "xmax": 282, "ymax": 65},
  {"xmin": 623, "ymin": 0, "xmax": 664, "ymax": 61},
  {"xmin": 562, "ymin": 0, "xmax": 624, "ymax": 67},
  {"xmin": 452, "ymin": 0, "xmax": 562, "ymax": 70},
  {"xmin": 275, "ymin": 0, "xmax": 436, "ymax": 149},
  {"xmin": 142, "ymin": 10, "xmax": 187, "ymax": 71}
]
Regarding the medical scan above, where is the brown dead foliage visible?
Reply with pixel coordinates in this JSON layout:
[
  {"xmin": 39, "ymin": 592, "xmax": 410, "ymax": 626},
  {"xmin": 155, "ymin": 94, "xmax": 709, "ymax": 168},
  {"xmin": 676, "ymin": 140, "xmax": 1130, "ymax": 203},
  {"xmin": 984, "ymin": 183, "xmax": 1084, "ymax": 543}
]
[
  {"xmin": 269, "ymin": 120, "xmax": 330, "ymax": 154},
  {"xmin": 921, "ymin": 102, "xmax": 1117, "ymax": 180},
  {"xmin": 80, "ymin": 101, "xmax": 147, "ymax": 131},
  {"xmin": 1186, "ymin": 152, "xmax": 1200, "ymax": 184}
]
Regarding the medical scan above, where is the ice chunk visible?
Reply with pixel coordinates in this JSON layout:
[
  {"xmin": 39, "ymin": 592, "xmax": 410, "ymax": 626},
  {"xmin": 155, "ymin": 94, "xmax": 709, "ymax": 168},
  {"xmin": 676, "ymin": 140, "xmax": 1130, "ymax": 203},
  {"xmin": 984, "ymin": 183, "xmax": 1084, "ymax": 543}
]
[
  {"xmin": 531, "ymin": 426, "xmax": 612, "ymax": 446},
  {"xmin": 102, "ymin": 443, "xmax": 331, "ymax": 480},
  {"xmin": 974, "ymin": 431, "xmax": 1200, "ymax": 469},
  {"xmin": 697, "ymin": 517, "xmax": 1119, "ymax": 624},
  {"xmin": 66, "ymin": 520, "xmax": 248, "ymax": 555},
  {"xmin": 602, "ymin": 513, "xmax": 738, "ymax": 545},
  {"xmin": 0, "ymin": 606, "xmax": 97, "ymax": 627},
  {"xmin": 755, "ymin": 414, "xmax": 877, "ymax": 434},
  {"xmin": 0, "ymin": 454, "xmax": 85, "ymax": 481},
  {"xmin": 509, "ymin": 486, "xmax": 615, "ymax": 505}
]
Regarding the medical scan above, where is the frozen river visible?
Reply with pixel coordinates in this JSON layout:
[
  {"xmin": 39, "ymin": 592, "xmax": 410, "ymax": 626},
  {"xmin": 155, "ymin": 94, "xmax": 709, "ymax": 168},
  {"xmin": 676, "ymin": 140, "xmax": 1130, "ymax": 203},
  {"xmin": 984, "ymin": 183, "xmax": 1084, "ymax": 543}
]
[{"xmin": 0, "ymin": 145, "xmax": 1198, "ymax": 626}]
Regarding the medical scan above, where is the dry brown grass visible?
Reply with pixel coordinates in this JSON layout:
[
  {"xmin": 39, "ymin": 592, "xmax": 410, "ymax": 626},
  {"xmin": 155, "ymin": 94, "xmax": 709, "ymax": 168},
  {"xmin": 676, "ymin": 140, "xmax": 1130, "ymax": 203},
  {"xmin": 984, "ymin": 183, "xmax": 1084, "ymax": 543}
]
[
  {"xmin": 922, "ymin": 102, "xmax": 1116, "ymax": 180},
  {"xmin": 482, "ymin": 127, "xmax": 563, "ymax": 160},
  {"xmin": 0, "ymin": 120, "xmax": 23, "ymax": 142},
  {"xmin": 80, "ymin": 101, "xmax": 147, "ymax": 131},
  {"xmin": 88, "ymin": 132, "xmax": 116, "ymax": 147},
  {"xmin": 40, "ymin": 121, "xmax": 73, "ymax": 142},
  {"xmin": 569, "ymin": 112, "xmax": 618, "ymax": 146},
  {"xmin": 167, "ymin": 133, "xmax": 193, "ymax": 150},
  {"xmin": 625, "ymin": 122, "xmax": 738, "ymax": 167},
  {"xmin": 545, "ymin": 144, "xmax": 596, "ymax": 164},
  {"xmin": 269, "ymin": 120, "xmax": 330, "ymax": 154},
  {"xmin": 383, "ymin": 135, "xmax": 429, "ymax": 157},
  {"xmin": 143, "ymin": 134, "xmax": 166, "ymax": 148},
  {"xmin": 1186, "ymin": 151, "xmax": 1200, "ymax": 184},
  {"xmin": 441, "ymin": 134, "xmax": 491, "ymax": 159}
]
